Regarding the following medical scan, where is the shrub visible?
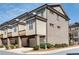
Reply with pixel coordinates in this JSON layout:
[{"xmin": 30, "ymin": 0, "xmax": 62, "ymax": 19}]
[
  {"xmin": 61, "ymin": 43, "xmax": 68, "ymax": 47},
  {"xmin": 40, "ymin": 43, "xmax": 45, "ymax": 49},
  {"xmin": 15, "ymin": 44, "xmax": 19, "ymax": 48},
  {"xmin": 69, "ymin": 43, "xmax": 74, "ymax": 46},
  {"xmin": 40, "ymin": 43, "xmax": 53, "ymax": 49},
  {"xmin": 54, "ymin": 43, "xmax": 68, "ymax": 48},
  {"xmin": 0, "ymin": 45, "xmax": 3, "ymax": 48},
  {"xmin": 5, "ymin": 45, "xmax": 10, "ymax": 50},
  {"xmin": 46, "ymin": 43, "xmax": 54, "ymax": 48},
  {"xmin": 33, "ymin": 45, "xmax": 39, "ymax": 50},
  {"xmin": 54, "ymin": 44, "xmax": 62, "ymax": 48},
  {"xmin": 10, "ymin": 45, "xmax": 15, "ymax": 49}
]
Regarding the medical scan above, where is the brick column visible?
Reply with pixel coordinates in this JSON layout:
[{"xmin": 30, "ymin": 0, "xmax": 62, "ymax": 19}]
[
  {"xmin": 18, "ymin": 36, "xmax": 22, "ymax": 48},
  {"xmin": 0, "ymin": 39, "xmax": 2, "ymax": 46}
]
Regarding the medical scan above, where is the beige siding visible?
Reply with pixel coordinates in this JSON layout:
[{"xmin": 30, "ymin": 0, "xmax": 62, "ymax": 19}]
[
  {"xmin": 12, "ymin": 25, "xmax": 18, "ymax": 36},
  {"xmin": 47, "ymin": 9, "xmax": 69, "ymax": 45},
  {"xmin": 26, "ymin": 19, "xmax": 35, "ymax": 35},
  {"xmin": 29, "ymin": 37, "xmax": 37, "ymax": 47},
  {"xmin": 36, "ymin": 19, "xmax": 46, "ymax": 35},
  {"xmin": 53, "ymin": 7, "xmax": 64, "ymax": 15},
  {"xmin": 7, "ymin": 28, "xmax": 12, "ymax": 33},
  {"xmin": 18, "ymin": 24, "xmax": 26, "ymax": 31},
  {"xmin": 35, "ymin": 8, "xmax": 46, "ymax": 18},
  {"xmin": 0, "ymin": 30, "xmax": 3, "ymax": 35},
  {"xmin": 3, "ymin": 30, "xmax": 7, "ymax": 38}
]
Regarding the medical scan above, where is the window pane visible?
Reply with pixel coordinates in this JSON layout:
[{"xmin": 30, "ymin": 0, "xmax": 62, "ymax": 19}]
[
  {"xmin": 14, "ymin": 27, "xmax": 17, "ymax": 32},
  {"xmin": 28, "ymin": 20, "xmax": 33, "ymax": 30}
]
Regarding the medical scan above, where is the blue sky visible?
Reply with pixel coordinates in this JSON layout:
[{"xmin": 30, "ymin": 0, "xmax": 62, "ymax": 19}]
[{"xmin": 0, "ymin": 3, "xmax": 79, "ymax": 24}]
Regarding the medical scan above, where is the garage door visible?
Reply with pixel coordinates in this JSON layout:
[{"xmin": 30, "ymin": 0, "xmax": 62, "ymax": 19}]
[
  {"xmin": 29, "ymin": 37, "xmax": 36, "ymax": 47},
  {"xmin": 2, "ymin": 39, "xmax": 7, "ymax": 45},
  {"xmin": 21, "ymin": 37, "xmax": 28, "ymax": 47}
]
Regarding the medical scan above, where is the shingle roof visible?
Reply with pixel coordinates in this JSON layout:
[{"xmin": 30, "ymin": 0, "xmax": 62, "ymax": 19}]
[
  {"xmin": 0, "ymin": 4, "xmax": 70, "ymax": 29},
  {"xmin": 70, "ymin": 22, "xmax": 79, "ymax": 28}
]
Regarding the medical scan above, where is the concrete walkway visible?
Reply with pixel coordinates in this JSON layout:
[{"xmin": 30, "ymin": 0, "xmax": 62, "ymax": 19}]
[
  {"xmin": 0, "ymin": 48, "xmax": 22, "ymax": 55},
  {"xmin": 24, "ymin": 46, "xmax": 79, "ymax": 55},
  {"xmin": 0, "ymin": 46, "xmax": 79, "ymax": 55},
  {"xmin": 5, "ymin": 47, "xmax": 33, "ymax": 54}
]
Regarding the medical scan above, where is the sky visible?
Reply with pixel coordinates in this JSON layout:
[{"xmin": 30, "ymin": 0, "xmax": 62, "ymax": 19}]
[{"xmin": 0, "ymin": 3, "xmax": 79, "ymax": 24}]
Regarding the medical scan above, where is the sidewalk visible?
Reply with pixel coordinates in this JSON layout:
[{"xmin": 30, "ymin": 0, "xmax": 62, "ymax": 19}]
[
  {"xmin": 1, "ymin": 46, "xmax": 79, "ymax": 55},
  {"xmin": 5, "ymin": 47, "xmax": 33, "ymax": 54},
  {"xmin": 24, "ymin": 46, "xmax": 79, "ymax": 54}
]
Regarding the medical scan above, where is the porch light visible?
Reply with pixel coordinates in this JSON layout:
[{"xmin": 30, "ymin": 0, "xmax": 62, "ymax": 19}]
[
  {"xmin": 8, "ymin": 25, "xmax": 12, "ymax": 27},
  {"xmin": 15, "ymin": 19, "xmax": 19, "ymax": 21},
  {"xmin": 32, "ymin": 12, "xmax": 36, "ymax": 15}
]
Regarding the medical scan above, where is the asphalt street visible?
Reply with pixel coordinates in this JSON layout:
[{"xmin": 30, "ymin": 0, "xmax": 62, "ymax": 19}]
[{"xmin": 49, "ymin": 48, "xmax": 79, "ymax": 55}]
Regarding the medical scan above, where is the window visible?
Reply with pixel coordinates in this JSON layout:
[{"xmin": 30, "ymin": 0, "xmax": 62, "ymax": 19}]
[
  {"xmin": 57, "ymin": 26, "xmax": 61, "ymax": 29},
  {"xmin": 38, "ymin": 12, "xmax": 43, "ymax": 17},
  {"xmin": 75, "ymin": 27, "xmax": 79, "ymax": 30},
  {"xmin": 14, "ymin": 27, "xmax": 17, "ymax": 32},
  {"xmin": 74, "ymin": 32, "xmax": 78, "ymax": 37},
  {"xmin": 37, "ymin": 9, "xmax": 44, "ymax": 17},
  {"xmin": 27, "ymin": 20, "xmax": 33, "ymax": 30},
  {"xmin": 5, "ymin": 32, "xmax": 6, "ymax": 35},
  {"xmin": 50, "ymin": 23, "xmax": 54, "ymax": 27}
]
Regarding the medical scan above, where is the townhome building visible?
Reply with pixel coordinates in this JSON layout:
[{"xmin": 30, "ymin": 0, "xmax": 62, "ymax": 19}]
[
  {"xmin": 0, "ymin": 4, "xmax": 70, "ymax": 48},
  {"xmin": 69, "ymin": 23, "xmax": 79, "ymax": 45}
]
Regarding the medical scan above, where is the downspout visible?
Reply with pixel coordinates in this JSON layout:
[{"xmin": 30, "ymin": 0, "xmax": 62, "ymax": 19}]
[{"xmin": 45, "ymin": 7, "xmax": 48, "ymax": 50}]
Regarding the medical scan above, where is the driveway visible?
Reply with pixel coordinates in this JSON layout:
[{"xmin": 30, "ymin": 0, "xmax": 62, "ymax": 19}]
[{"xmin": 49, "ymin": 48, "xmax": 79, "ymax": 55}]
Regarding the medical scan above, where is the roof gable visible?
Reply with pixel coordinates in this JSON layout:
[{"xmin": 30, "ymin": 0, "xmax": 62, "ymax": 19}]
[
  {"xmin": 48, "ymin": 4, "xmax": 69, "ymax": 19},
  {"xmin": 53, "ymin": 6, "xmax": 65, "ymax": 15}
]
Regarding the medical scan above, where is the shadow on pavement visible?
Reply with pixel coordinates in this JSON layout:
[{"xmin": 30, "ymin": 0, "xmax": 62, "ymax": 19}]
[{"xmin": 67, "ymin": 53, "xmax": 79, "ymax": 55}]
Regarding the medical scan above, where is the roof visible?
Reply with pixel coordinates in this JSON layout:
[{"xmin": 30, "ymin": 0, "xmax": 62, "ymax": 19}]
[
  {"xmin": 70, "ymin": 22, "xmax": 79, "ymax": 28},
  {"xmin": 0, "ymin": 19, "xmax": 26, "ymax": 30},
  {"xmin": 24, "ymin": 14, "xmax": 47, "ymax": 22},
  {"xmin": 0, "ymin": 4, "xmax": 70, "ymax": 29},
  {"xmin": 28, "ymin": 4, "xmax": 70, "ymax": 21},
  {"xmin": 15, "ymin": 4, "xmax": 70, "ymax": 21},
  {"xmin": 48, "ymin": 4, "xmax": 70, "ymax": 20}
]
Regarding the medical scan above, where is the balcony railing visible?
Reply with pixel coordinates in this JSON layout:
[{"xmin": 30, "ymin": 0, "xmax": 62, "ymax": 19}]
[
  {"xmin": 19, "ymin": 30, "xmax": 26, "ymax": 36},
  {"xmin": 7, "ymin": 32, "xmax": 12, "ymax": 37},
  {"xmin": 0, "ymin": 34, "xmax": 3, "ymax": 38}
]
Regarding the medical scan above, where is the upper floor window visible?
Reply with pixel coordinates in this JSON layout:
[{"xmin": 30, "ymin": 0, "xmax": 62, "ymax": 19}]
[
  {"xmin": 74, "ymin": 32, "xmax": 78, "ymax": 37},
  {"xmin": 75, "ymin": 27, "xmax": 79, "ymax": 30},
  {"xmin": 57, "ymin": 26, "xmax": 61, "ymax": 29},
  {"xmin": 27, "ymin": 20, "xmax": 33, "ymax": 30},
  {"xmin": 5, "ymin": 31, "xmax": 6, "ymax": 35},
  {"xmin": 37, "ymin": 9, "xmax": 44, "ymax": 17},
  {"xmin": 14, "ymin": 26, "xmax": 17, "ymax": 32},
  {"xmin": 38, "ymin": 12, "xmax": 43, "ymax": 17},
  {"xmin": 50, "ymin": 23, "xmax": 54, "ymax": 27}
]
